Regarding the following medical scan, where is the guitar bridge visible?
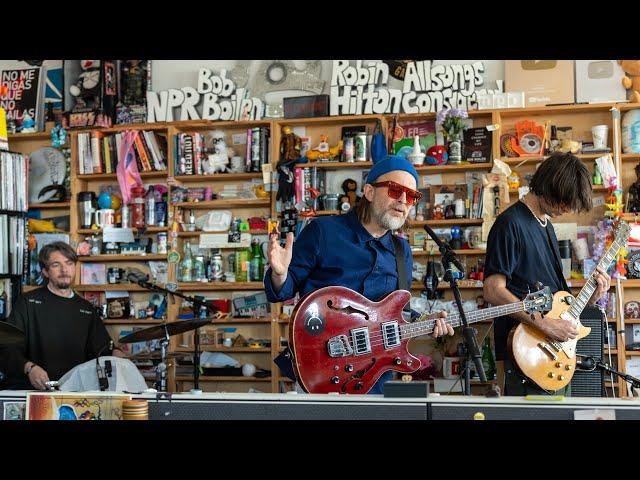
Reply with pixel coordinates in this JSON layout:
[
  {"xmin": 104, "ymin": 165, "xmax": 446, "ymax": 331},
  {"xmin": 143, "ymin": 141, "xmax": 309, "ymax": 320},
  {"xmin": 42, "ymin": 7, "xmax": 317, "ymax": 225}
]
[
  {"xmin": 327, "ymin": 335, "xmax": 353, "ymax": 358},
  {"xmin": 537, "ymin": 342, "xmax": 558, "ymax": 360}
]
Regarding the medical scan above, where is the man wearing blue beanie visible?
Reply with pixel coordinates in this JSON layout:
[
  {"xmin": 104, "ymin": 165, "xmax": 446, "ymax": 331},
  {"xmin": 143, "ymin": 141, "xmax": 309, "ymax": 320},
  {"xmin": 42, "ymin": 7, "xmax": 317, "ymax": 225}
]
[{"xmin": 264, "ymin": 154, "xmax": 452, "ymax": 394}]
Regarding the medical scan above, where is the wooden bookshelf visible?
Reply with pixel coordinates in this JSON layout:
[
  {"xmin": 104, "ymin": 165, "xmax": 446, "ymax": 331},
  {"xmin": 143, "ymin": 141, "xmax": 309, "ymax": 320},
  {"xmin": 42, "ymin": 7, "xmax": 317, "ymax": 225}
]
[
  {"xmin": 407, "ymin": 219, "xmax": 483, "ymax": 227},
  {"xmin": 173, "ymin": 199, "xmax": 270, "ymax": 209},
  {"xmin": 77, "ymin": 171, "xmax": 168, "ymax": 181},
  {"xmin": 28, "ymin": 201, "xmax": 70, "ymax": 209},
  {"xmin": 77, "ymin": 254, "xmax": 167, "ymax": 262},
  {"xmin": 177, "ymin": 282, "xmax": 265, "ymax": 291},
  {"xmin": 77, "ymin": 227, "xmax": 169, "ymax": 235},
  {"xmin": 173, "ymin": 173, "xmax": 263, "ymax": 182}
]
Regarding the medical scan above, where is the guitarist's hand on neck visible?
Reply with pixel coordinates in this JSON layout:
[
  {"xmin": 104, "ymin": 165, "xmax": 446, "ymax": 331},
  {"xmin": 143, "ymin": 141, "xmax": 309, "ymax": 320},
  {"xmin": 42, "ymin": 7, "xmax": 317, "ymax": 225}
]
[
  {"xmin": 587, "ymin": 266, "xmax": 611, "ymax": 306},
  {"xmin": 268, "ymin": 231, "xmax": 294, "ymax": 294},
  {"xmin": 484, "ymin": 273, "xmax": 578, "ymax": 343}
]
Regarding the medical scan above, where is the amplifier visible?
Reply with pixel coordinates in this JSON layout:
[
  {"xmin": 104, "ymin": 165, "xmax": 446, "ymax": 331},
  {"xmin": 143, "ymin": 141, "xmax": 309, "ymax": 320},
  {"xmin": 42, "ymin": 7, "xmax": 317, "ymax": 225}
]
[{"xmin": 571, "ymin": 305, "xmax": 605, "ymax": 397}]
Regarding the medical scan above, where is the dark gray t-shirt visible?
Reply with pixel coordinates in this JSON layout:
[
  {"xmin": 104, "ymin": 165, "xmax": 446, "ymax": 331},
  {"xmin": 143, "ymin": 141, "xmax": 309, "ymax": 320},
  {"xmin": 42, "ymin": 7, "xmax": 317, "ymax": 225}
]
[{"xmin": 484, "ymin": 201, "xmax": 567, "ymax": 360}]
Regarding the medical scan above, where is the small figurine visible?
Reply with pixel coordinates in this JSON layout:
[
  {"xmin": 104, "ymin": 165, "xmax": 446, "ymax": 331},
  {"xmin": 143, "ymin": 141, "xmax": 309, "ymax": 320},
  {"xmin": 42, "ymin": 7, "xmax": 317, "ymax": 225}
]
[
  {"xmin": 21, "ymin": 114, "xmax": 36, "ymax": 133},
  {"xmin": 121, "ymin": 60, "xmax": 147, "ymax": 106},
  {"xmin": 307, "ymin": 134, "xmax": 342, "ymax": 161},
  {"xmin": 280, "ymin": 126, "xmax": 301, "ymax": 162},
  {"xmin": 69, "ymin": 60, "xmax": 101, "ymax": 110},
  {"xmin": 204, "ymin": 130, "xmax": 230, "ymax": 174},
  {"xmin": 341, "ymin": 178, "xmax": 360, "ymax": 208}
]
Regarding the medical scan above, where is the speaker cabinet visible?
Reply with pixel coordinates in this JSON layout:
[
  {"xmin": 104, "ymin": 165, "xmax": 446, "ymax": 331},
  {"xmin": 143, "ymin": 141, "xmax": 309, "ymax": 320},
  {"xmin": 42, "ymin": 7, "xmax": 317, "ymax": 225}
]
[{"xmin": 571, "ymin": 306, "xmax": 606, "ymax": 397}]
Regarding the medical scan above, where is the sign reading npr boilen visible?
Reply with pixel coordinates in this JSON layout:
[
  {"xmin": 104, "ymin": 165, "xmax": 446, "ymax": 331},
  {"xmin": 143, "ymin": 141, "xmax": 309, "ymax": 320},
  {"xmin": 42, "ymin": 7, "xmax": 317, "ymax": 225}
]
[
  {"xmin": 330, "ymin": 60, "xmax": 487, "ymax": 115},
  {"xmin": 146, "ymin": 68, "xmax": 263, "ymax": 122}
]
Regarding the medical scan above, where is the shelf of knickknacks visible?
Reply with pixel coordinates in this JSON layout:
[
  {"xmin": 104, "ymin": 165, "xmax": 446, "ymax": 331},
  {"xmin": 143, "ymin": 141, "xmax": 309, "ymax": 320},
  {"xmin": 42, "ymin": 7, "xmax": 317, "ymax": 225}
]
[
  {"xmin": 172, "ymin": 172, "xmax": 264, "ymax": 182},
  {"xmin": 77, "ymin": 254, "xmax": 168, "ymax": 262}
]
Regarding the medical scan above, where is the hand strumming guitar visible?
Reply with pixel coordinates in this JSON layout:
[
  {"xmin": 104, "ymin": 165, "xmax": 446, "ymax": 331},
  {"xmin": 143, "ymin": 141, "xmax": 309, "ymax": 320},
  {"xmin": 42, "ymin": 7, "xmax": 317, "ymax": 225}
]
[{"xmin": 268, "ymin": 231, "xmax": 294, "ymax": 293}]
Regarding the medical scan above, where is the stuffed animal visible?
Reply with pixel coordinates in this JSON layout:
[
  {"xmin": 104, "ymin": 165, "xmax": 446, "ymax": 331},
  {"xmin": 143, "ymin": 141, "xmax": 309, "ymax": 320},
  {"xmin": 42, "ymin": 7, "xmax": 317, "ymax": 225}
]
[
  {"xmin": 204, "ymin": 130, "xmax": 230, "ymax": 174},
  {"xmin": 70, "ymin": 60, "xmax": 101, "ymax": 109},
  {"xmin": 619, "ymin": 60, "xmax": 640, "ymax": 103},
  {"xmin": 341, "ymin": 178, "xmax": 360, "ymax": 207}
]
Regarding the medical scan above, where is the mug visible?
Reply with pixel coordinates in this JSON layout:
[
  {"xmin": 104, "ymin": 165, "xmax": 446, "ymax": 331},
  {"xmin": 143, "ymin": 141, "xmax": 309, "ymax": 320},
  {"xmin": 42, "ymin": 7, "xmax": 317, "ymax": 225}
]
[{"xmin": 95, "ymin": 209, "xmax": 115, "ymax": 228}]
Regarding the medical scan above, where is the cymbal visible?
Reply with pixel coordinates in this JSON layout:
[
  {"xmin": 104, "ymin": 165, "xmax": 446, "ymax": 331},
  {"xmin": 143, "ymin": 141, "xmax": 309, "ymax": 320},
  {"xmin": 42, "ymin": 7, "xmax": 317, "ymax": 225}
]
[
  {"xmin": 119, "ymin": 318, "xmax": 213, "ymax": 344},
  {"xmin": 0, "ymin": 322, "xmax": 25, "ymax": 346}
]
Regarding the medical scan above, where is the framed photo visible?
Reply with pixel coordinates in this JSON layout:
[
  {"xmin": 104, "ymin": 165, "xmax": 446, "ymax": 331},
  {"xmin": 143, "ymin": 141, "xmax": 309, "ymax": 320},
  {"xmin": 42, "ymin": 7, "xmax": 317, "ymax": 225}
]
[{"xmin": 429, "ymin": 184, "xmax": 467, "ymax": 219}]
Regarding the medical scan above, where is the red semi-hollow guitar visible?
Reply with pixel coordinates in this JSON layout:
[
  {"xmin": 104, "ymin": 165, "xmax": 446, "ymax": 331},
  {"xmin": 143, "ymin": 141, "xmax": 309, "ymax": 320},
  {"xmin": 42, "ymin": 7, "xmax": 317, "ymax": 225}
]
[{"xmin": 290, "ymin": 285, "xmax": 552, "ymax": 394}]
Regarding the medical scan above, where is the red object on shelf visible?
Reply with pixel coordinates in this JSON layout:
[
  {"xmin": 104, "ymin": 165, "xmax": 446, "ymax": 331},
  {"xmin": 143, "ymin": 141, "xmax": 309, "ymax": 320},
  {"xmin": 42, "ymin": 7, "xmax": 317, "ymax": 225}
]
[{"xmin": 131, "ymin": 185, "xmax": 146, "ymax": 228}]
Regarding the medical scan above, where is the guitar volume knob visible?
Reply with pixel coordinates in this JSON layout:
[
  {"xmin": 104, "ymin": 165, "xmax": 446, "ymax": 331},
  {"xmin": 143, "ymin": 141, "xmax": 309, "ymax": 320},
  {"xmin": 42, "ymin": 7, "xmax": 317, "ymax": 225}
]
[
  {"xmin": 555, "ymin": 362, "xmax": 563, "ymax": 368},
  {"xmin": 330, "ymin": 376, "xmax": 340, "ymax": 384},
  {"xmin": 548, "ymin": 372, "xmax": 555, "ymax": 378},
  {"xmin": 393, "ymin": 357, "xmax": 402, "ymax": 365},
  {"xmin": 345, "ymin": 364, "xmax": 354, "ymax": 372},
  {"xmin": 565, "ymin": 365, "xmax": 572, "ymax": 371},
  {"xmin": 558, "ymin": 375, "xmax": 565, "ymax": 381}
]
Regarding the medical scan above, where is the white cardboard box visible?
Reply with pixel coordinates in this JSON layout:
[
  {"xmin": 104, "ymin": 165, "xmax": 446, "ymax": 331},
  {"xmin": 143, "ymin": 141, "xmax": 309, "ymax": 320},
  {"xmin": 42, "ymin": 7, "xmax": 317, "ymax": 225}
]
[{"xmin": 575, "ymin": 60, "xmax": 627, "ymax": 103}]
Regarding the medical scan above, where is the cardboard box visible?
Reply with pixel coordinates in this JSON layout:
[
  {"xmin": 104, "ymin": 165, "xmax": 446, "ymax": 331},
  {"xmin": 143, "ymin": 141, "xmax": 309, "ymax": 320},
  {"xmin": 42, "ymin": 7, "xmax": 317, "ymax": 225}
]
[
  {"xmin": 575, "ymin": 60, "xmax": 628, "ymax": 103},
  {"xmin": 505, "ymin": 60, "xmax": 575, "ymax": 107}
]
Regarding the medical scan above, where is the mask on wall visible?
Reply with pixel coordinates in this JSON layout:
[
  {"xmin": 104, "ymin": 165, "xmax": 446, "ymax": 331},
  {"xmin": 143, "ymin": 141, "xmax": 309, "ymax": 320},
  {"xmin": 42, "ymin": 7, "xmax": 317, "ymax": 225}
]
[{"xmin": 249, "ymin": 60, "xmax": 325, "ymax": 117}]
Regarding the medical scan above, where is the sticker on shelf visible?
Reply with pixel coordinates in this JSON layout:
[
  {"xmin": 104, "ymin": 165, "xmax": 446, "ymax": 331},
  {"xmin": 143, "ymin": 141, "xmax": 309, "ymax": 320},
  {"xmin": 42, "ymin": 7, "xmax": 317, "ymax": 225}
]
[{"xmin": 167, "ymin": 251, "xmax": 180, "ymax": 264}]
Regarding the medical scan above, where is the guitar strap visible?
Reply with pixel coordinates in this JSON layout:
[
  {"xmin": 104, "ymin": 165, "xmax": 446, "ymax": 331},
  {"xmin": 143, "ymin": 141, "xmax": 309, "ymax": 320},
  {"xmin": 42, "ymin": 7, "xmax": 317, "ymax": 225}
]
[
  {"xmin": 544, "ymin": 223, "xmax": 570, "ymax": 292},
  {"xmin": 391, "ymin": 234, "xmax": 412, "ymax": 314}
]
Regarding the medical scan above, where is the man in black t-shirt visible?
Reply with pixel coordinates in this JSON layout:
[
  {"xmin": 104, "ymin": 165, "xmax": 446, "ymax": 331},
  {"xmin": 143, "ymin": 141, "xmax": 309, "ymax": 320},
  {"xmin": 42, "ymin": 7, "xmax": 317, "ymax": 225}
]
[
  {"xmin": 484, "ymin": 153, "xmax": 611, "ymax": 396},
  {"xmin": 0, "ymin": 242, "xmax": 125, "ymax": 390}
]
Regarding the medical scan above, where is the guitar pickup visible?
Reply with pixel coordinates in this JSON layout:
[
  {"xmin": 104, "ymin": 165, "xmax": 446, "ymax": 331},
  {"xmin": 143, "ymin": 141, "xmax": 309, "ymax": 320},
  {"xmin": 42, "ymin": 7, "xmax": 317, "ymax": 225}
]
[
  {"xmin": 327, "ymin": 335, "xmax": 353, "ymax": 358},
  {"xmin": 381, "ymin": 322, "xmax": 401, "ymax": 349},
  {"xmin": 537, "ymin": 342, "xmax": 558, "ymax": 360}
]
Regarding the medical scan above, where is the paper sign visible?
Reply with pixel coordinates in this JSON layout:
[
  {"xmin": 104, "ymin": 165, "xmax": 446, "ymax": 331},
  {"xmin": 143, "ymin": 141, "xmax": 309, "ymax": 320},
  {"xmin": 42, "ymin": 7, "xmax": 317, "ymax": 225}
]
[
  {"xmin": 422, "ymin": 174, "xmax": 443, "ymax": 186},
  {"xmin": 232, "ymin": 133, "xmax": 247, "ymax": 145},
  {"xmin": 574, "ymin": 409, "xmax": 616, "ymax": 420},
  {"xmin": 199, "ymin": 233, "xmax": 251, "ymax": 249},
  {"xmin": 552, "ymin": 222, "xmax": 578, "ymax": 242},
  {"xmin": 592, "ymin": 196, "xmax": 605, "ymax": 207},
  {"xmin": 261, "ymin": 163, "xmax": 273, "ymax": 184},
  {"xmin": 103, "ymin": 227, "xmax": 135, "ymax": 243}
]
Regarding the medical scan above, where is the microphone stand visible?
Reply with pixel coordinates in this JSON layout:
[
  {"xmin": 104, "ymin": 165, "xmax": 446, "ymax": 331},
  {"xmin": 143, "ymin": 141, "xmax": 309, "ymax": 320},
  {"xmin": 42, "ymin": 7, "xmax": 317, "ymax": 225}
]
[
  {"xmin": 129, "ymin": 276, "xmax": 219, "ymax": 393},
  {"xmin": 579, "ymin": 356, "xmax": 640, "ymax": 393},
  {"xmin": 424, "ymin": 225, "xmax": 486, "ymax": 395}
]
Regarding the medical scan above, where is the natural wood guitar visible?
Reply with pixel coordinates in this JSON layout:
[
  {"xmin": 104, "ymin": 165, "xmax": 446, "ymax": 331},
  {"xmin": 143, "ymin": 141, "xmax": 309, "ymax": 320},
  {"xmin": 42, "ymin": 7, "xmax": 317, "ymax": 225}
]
[
  {"xmin": 509, "ymin": 222, "xmax": 630, "ymax": 391},
  {"xmin": 290, "ymin": 285, "xmax": 552, "ymax": 394}
]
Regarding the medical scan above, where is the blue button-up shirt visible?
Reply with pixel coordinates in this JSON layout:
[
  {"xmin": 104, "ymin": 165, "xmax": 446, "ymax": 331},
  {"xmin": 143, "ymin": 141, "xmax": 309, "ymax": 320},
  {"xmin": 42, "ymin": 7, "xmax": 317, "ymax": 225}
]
[
  {"xmin": 264, "ymin": 210, "xmax": 413, "ymax": 394},
  {"xmin": 264, "ymin": 209, "xmax": 412, "ymax": 304}
]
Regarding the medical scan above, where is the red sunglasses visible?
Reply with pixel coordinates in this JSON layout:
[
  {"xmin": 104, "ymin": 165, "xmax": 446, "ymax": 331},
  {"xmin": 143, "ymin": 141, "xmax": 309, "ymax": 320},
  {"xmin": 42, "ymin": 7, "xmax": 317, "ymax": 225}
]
[{"xmin": 371, "ymin": 181, "xmax": 422, "ymax": 205}]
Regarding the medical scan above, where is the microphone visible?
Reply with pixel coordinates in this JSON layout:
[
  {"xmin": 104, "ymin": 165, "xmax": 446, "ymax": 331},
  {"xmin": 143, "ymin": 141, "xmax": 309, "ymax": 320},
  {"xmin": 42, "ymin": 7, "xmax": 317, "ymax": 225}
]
[
  {"xmin": 423, "ymin": 224, "xmax": 466, "ymax": 274},
  {"xmin": 96, "ymin": 340, "xmax": 114, "ymax": 391},
  {"xmin": 576, "ymin": 355, "xmax": 597, "ymax": 371},
  {"xmin": 127, "ymin": 272, "xmax": 149, "ymax": 285},
  {"xmin": 423, "ymin": 259, "xmax": 439, "ymax": 300}
]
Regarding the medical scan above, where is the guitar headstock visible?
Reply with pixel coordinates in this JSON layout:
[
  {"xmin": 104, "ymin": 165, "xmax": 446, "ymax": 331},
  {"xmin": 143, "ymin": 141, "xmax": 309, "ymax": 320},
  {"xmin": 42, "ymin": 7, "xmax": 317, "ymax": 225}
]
[{"xmin": 523, "ymin": 286, "xmax": 553, "ymax": 315}]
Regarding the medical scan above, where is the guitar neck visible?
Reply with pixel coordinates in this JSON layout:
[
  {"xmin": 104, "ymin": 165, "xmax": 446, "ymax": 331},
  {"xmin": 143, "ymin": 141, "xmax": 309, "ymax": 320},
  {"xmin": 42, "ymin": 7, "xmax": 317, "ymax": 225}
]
[
  {"xmin": 568, "ymin": 237, "xmax": 624, "ymax": 319},
  {"xmin": 403, "ymin": 301, "xmax": 525, "ymax": 340}
]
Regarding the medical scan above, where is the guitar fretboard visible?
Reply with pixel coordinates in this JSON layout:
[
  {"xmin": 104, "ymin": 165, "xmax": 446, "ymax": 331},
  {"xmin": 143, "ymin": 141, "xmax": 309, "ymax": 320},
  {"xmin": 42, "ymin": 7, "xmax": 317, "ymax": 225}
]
[
  {"xmin": 568, "ymin": 237, "xmax": 624, "ymax": 319},
  {"xmin": 401, "ymin": 302, "xmax": 524, "ymax": 340}
]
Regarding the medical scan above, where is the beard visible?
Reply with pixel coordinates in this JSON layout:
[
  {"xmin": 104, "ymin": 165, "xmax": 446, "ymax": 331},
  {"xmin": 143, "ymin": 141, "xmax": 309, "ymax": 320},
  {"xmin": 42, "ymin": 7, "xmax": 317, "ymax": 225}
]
[
  {"xmin": 374, "ymin": 206, "xmax": 407, "ymax": 231},
  {"xmin": 49, "ymin": 277, "xmax": 72, "ymax": 289}
]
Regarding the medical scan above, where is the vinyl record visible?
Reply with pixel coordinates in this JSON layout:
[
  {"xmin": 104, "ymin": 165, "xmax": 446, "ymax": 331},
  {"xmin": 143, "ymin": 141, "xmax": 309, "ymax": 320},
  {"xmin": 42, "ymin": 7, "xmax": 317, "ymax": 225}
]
[
  {"xmin": 519, "ymin": 133, "xmax": 543, "ymax": 154},
  {"xmin": 28, "ymin": 147, "xmax": 67, "ymax": 203}
]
